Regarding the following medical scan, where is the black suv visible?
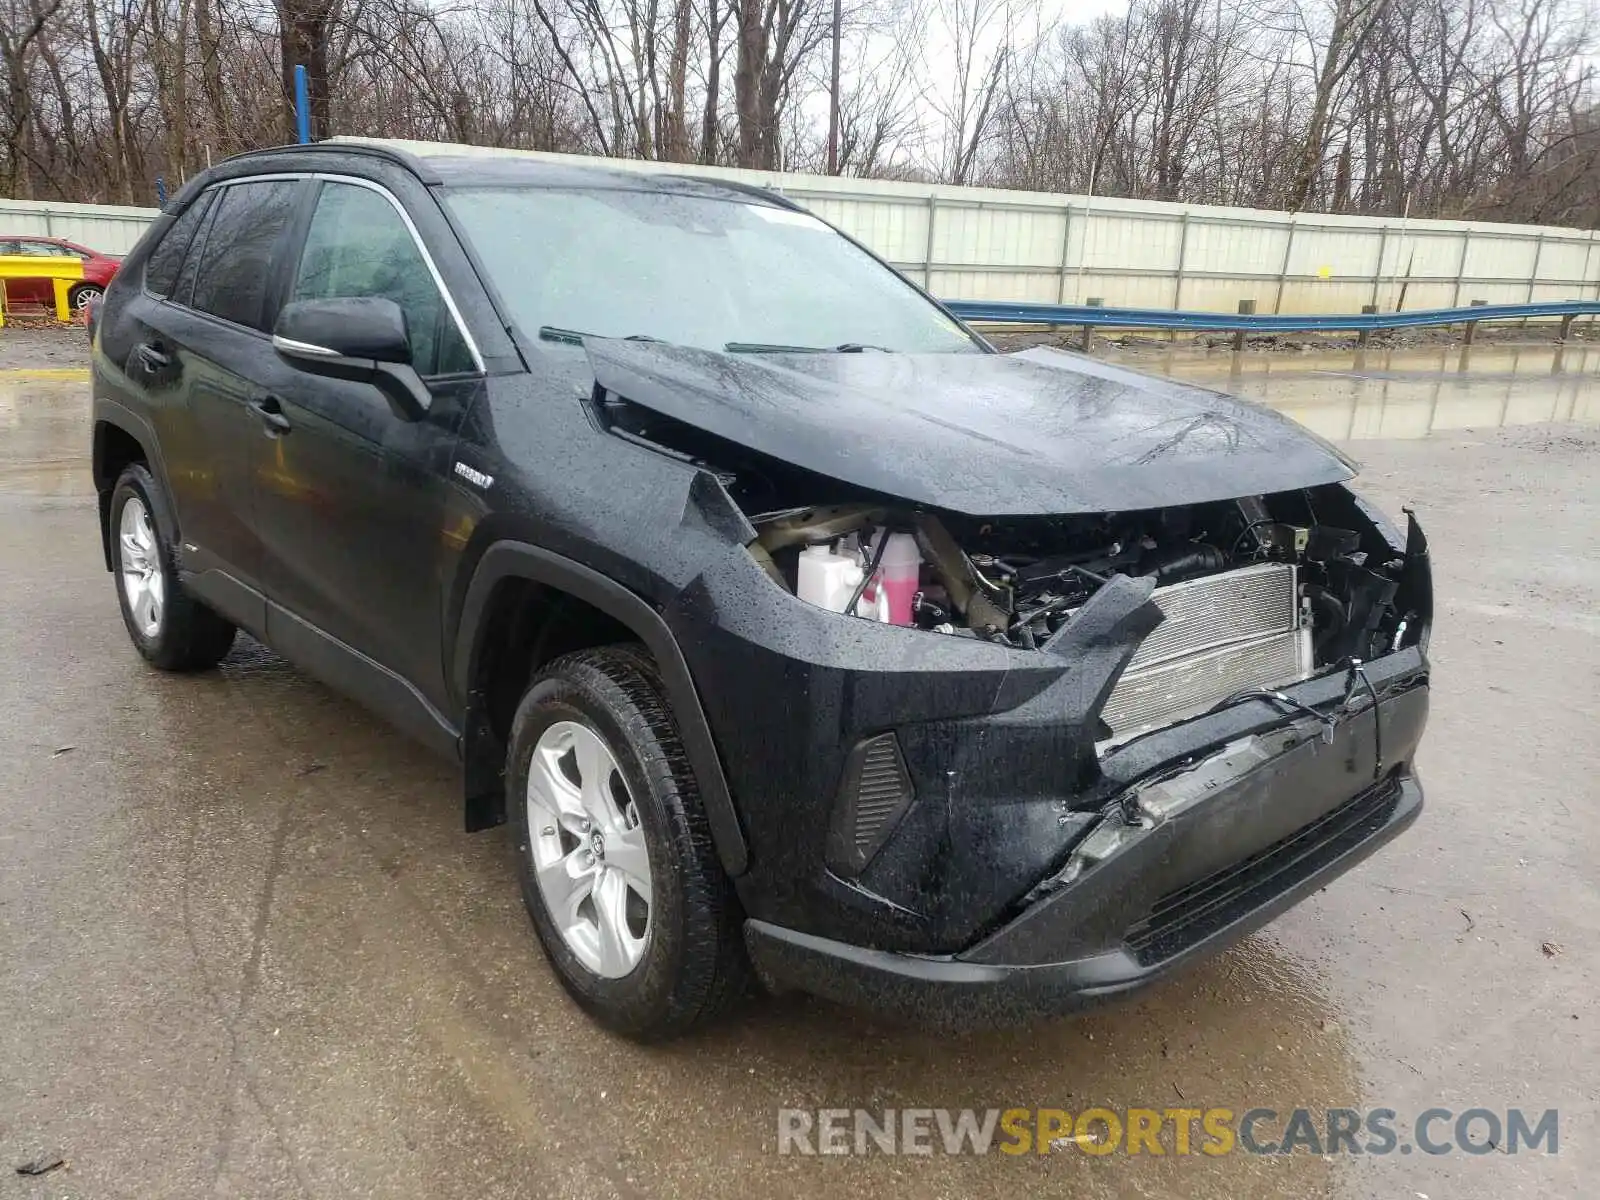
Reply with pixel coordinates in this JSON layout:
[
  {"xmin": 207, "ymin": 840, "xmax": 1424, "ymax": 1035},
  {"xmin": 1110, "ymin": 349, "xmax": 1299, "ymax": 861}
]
[{"xmin": 90, "ymin": 142, "xmax": 1432, "ymax": 1039}]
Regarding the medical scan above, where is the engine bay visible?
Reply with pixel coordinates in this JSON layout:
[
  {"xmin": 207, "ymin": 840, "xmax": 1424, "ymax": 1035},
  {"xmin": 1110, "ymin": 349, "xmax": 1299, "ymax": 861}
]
[
  {"xmin": 592, "ymin": 377, "xmax": 1426, "ymax": 742},
  {"xmin": 750, "ymin": 494, "xmax": 1409, "ymax": 657},
  {"xmin": 744, "ymin": 491, "xmax": 1421, "ymax": 741}
]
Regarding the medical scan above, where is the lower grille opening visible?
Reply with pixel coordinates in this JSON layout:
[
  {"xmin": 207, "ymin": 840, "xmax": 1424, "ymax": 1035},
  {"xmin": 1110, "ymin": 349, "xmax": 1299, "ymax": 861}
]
[{"xmin": 1124, "ymin": 772, "xmax": 1404, "ymax": 965}]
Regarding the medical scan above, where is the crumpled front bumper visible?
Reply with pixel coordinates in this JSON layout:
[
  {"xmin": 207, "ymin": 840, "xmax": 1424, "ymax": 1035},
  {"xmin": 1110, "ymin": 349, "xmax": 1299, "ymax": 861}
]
[{"xmin": 744, "ymin": 676, "xmax": 1426, "ymax": 1025}]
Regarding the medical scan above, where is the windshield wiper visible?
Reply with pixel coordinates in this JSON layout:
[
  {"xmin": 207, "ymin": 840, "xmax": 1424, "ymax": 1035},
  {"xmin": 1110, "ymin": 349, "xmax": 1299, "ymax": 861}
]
[
  {"xmin": 723, "ymin": 341, "xmax": 893, "ymax": 354},
  {"xmin": 538, "ymin": 326, "xmax": 665, "ymax": 346}
]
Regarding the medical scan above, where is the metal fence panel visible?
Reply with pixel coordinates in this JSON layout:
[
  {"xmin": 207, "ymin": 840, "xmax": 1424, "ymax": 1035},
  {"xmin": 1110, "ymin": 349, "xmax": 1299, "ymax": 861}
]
[
  {"xmin": 6, "ymin": 138, "xmax": 1597, "ymax": 317},
  {"xmin": 0, "ymin": 198, "xmax": 158, "ymax": 254},
  {"xmin": 1538, "ymin": 240, "xmax": 1591, "ymax": 282},
  {"xmin": 1461, "ymin": 232, "xmax": 1539, "ymax": 282}
]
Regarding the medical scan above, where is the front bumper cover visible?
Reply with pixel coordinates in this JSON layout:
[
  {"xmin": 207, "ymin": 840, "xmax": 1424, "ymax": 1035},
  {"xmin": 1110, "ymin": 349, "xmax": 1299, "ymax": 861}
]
[
  {"xmin": 670, "ymin": 490, "xmax": 1430, "ymax": 957},
  {"xmin": 744, "ymin": 681, "xmax": 1426, "ymax": 1025}
]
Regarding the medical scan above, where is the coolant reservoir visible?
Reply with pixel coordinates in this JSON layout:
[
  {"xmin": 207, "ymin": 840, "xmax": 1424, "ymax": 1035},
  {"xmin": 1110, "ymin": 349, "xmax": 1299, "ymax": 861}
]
[{"xmin": 797, "ymin": 544, "xmax": 890, "ymax": 620}]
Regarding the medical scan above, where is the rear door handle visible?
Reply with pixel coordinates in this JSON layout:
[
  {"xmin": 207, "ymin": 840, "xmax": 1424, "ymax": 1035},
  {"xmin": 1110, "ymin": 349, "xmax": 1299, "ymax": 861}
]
[
  {"xmin": 134, "ymin": 341, "xmax": 170, "ymax": 370},
  {"xmin": 248, "ymin": 393, "xmax": 292, "ymax": 435}
]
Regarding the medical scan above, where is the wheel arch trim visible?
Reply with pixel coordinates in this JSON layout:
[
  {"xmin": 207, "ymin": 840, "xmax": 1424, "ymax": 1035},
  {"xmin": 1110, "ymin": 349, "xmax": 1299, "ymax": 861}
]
[
  {"xmin": 452, "ymin": 540, "xmax": 749, "ymax": 876},
  {"xmin": 92, "ymin": 402, "xmax": 172, "ymax": 572}
]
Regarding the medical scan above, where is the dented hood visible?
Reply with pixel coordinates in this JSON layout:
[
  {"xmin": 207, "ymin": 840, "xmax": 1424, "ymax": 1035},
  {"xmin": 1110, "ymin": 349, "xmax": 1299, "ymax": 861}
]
[{"xmin": 585, "ymin": 340, "xmax": 1356, "ymax": 515}]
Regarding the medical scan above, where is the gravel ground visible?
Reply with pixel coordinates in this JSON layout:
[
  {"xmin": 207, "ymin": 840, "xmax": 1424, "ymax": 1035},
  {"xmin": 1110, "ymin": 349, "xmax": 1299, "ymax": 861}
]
[{"xmin": 0, "ymin": 322, "xmax": 92, "ymax": 369}]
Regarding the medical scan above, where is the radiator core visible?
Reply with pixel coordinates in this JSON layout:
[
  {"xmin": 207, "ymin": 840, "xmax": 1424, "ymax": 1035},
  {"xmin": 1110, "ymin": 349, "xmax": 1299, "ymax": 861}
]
[{"xmin": 1100, "ymin": 562, "xmax": 1312, "ymax": 743}]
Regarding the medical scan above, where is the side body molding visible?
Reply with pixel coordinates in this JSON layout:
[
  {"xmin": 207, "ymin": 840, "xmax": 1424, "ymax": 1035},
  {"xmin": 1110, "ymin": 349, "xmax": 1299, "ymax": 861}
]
[{"xmin": 452, "ymin": 540, "xmax": 749, "ymax": 876}]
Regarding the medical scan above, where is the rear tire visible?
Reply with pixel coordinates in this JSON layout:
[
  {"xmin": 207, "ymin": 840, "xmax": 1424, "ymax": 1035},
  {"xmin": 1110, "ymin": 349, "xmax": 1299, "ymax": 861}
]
[
  {"xmin": 110, "ymin": 463, "xmax": 236, "ymax": 671},
  {"xmin": 507, "ymin": 645, "xmax": 748, "ymax": 1040}
]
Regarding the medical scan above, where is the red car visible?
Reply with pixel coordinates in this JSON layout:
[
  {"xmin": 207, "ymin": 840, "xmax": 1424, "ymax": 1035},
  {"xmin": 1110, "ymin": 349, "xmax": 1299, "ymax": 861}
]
[{"xmin": 1, "ymin": 235, "xmax": 122, "ymax": 314}]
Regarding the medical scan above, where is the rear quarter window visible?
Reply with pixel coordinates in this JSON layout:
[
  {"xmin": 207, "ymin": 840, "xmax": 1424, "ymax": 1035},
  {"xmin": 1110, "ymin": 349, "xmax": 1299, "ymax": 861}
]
[{"xmin": 144, "ymin": 192, "xmax": 215, "ymax": 298}]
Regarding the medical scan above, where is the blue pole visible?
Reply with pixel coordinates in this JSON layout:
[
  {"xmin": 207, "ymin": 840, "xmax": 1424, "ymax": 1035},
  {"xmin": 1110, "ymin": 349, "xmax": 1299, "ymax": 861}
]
[{"xmin": 293, "ymin": 64, "xmax": 311, "ymax": 144}]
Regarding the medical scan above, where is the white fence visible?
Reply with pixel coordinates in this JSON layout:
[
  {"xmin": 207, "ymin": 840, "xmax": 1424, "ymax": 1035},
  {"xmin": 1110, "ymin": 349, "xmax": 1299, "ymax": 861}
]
[
  {"xmin": 1, "ymin": 197, "xmax": 159, "ymax": 256},
  {"xmin": 6, "ymin": 137, "xmax": 1599, "ymax": 315}
]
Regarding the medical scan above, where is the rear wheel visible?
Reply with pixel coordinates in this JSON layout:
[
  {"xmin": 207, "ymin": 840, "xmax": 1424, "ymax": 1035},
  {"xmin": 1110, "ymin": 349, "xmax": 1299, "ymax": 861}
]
[
  {"xmin": 110, "ymin": 463, "xmax": 236, "ymax": 671},
  {"xmin": 507, "ymin": 645, "xmax": 748, "ymax": 1039}
]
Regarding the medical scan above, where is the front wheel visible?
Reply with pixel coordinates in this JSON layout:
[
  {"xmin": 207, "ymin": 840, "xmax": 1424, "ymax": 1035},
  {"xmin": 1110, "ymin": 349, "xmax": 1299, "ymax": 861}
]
[
  {"xmin": 110, "ymin": 463, "xmax": 236, "ymax": 671},
  {"xmin": 69, "ymin": 283, "xmax": 104, "ymax": 314},
  {"xmin": 507, "ymin": 645, "xmax": 748, "ymax": 1039}
]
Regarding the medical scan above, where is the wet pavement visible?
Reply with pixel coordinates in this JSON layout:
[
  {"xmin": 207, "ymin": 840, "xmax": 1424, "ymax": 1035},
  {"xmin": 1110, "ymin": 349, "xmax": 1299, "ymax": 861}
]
[
  {"xmin": 2, "ymin": 346, "xmax": 1597, "ymax": 1198},
  {"xmin": 1103, "ymin": 342, "xmax": 1600, "ymax": 442}
]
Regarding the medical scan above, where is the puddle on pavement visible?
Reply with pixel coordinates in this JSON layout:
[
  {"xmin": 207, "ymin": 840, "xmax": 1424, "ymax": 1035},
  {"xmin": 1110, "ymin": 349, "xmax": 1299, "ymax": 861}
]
[
  {"xmin": 1103, "ymin": 343, "xmax": 1600, "ymax": 442},
  {"xmin": 0, "ymin": 369, "xmax": 94, "ymax": 497}
]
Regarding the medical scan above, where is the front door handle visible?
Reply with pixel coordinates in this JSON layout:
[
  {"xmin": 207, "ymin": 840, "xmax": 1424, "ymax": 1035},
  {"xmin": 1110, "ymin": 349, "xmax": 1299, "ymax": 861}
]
[{"xmin": 248, "ymin": 393, "xmax": 292, "ymax": 435}]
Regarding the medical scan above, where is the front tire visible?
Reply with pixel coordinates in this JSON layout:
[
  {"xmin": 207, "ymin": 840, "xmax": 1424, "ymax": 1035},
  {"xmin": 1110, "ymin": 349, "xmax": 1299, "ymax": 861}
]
[
  {"xmin": 508, "ymin": 645, "xmax": 747, "ymax": 1039},
  {"xmin": 110, "ymin": 463, "xmax": 236, "ymax": 671},
  {"xmin": 69, "ymin": 283, "xmax": 104, "ymax": 314}
]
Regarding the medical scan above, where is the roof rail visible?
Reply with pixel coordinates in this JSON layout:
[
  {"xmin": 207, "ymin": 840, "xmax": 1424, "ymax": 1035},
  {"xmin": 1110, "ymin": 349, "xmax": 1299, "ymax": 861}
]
[{"xmin": 215, "ymin": 141, "xmax": 441, "ymax": 184}]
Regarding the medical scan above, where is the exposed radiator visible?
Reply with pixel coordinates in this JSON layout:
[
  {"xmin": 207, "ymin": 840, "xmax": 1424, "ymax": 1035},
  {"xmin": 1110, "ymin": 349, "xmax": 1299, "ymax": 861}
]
[{"xmin": 1101, "ymin": 562, "xmax": 1312, "ymax": 743}]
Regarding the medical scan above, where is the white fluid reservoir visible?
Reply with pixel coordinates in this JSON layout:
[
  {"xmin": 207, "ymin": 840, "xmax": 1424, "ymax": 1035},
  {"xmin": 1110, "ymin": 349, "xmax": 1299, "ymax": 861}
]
[{"xmin": 797, "ymin": 544, "xmax": 891, "ymax": 620}]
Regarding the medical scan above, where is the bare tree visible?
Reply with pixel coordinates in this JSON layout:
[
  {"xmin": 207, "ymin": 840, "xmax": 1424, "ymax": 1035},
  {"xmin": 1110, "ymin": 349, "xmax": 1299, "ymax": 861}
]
[
  {"xmin": 922, "ymin": 0, "xmax": 1022, "ymax": 184},
  {"xmin": 278, "ymin": 0, "xmax": 338, "ymax": 140},
  {"xmin": 0, "ymin": 0, "xmax": 1594, "ymax": 229},
  {"xmin": 1281, "ymin": 0, "xmax": 1392, "ymax": 209},
  {"xmin": 734, "ymin": 0, "xmax": 825, "ymax": 167},
  {"xmin": 0, "ymin": 0, "xmax": 65, "ymax": 197}
]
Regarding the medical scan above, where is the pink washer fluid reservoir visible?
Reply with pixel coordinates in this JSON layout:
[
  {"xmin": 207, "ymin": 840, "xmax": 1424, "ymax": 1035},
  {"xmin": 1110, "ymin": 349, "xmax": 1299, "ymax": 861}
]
[{"xmin": 870, "ymin": 532, "xmax": 922, "ymax": 626}]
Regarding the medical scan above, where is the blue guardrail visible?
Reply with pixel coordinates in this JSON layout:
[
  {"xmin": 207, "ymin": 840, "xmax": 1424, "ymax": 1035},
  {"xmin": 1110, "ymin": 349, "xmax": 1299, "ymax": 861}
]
[{"xmin": 942, "ymin": 299, "xmax": 1600, "ymax": 333}]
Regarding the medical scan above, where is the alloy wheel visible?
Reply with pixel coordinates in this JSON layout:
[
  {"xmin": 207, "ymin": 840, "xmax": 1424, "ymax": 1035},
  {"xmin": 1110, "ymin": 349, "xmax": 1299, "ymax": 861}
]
[
  {"xmin": 118, "ymin": 495, "xmax": 164, "ymax": 638},
  {"xmin": 526, "ymin": 720, "xmax": 653, "ymax": 978}
]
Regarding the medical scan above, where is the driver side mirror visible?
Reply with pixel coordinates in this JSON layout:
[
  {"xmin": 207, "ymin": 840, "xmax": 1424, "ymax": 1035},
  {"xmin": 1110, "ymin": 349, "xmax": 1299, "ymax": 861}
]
[{"xmin": 272, "ymin": 297, "xmax": 430, "ymax": 420}]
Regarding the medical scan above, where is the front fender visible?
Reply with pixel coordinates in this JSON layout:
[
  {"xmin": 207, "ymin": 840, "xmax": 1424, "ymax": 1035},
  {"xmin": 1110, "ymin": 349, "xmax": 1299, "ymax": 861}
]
[{"xmin": 450, "ymin": 539, "xmax": 749, "ymax": 875}]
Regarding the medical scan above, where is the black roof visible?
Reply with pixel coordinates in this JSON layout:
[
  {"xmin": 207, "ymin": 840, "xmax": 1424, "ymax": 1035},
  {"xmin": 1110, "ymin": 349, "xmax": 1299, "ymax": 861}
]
[{"xmin": 210, "ymin": 140, "xmax": 796, "ymax": 209}]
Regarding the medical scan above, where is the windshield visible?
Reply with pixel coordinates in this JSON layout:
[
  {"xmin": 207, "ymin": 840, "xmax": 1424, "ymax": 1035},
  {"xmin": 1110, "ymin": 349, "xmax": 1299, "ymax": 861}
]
[{"xmin": 442, "ymin": 186, "xmax": 981, "ymax": 355}]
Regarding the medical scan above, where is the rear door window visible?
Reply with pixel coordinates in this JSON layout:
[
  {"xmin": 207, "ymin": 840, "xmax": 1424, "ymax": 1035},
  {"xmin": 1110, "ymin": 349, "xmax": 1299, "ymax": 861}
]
[
  {"xmin": 288, "ymin": 181, "xmax": 474, "ymax": 376},
  {"xmin": 189, "ymin": 180, "xmax": 299, "ymax": 330},
  {"xmin": 145, "ymin": 192, "xmax": 215, "ymax": 299},
  {"xmin": 171, "ymin": 196, "xmax": 221, "ymax": 307}
]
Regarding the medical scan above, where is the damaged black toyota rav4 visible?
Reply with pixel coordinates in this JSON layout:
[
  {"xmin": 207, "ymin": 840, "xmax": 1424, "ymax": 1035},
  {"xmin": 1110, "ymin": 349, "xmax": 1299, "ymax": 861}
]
[{"xmin": 90, "ymin": 143, "xmax": 1431, "ymax": 1039}]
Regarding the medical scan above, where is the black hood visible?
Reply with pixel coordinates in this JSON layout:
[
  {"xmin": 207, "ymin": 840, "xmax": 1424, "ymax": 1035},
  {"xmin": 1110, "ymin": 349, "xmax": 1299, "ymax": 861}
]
[{"xmin": 585, "ymin": 341, "xmax": 1356, "ymax": 516}]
